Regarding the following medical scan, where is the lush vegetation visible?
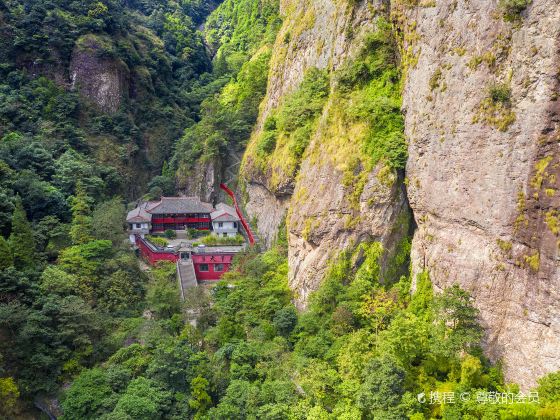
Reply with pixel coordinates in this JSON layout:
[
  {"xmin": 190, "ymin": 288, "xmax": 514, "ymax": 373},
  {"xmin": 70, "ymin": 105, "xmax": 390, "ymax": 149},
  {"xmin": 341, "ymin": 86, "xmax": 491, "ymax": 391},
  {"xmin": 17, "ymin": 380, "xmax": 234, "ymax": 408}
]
[
  {"xmin": 0, "ymin": 187, "xmax": 151, "ymax": 416},
  {"xmin": 0, "ymin": 0, "xmax": 280, "ymax": 414},
  {"xmin": 2, "ymin": 1, "xmax": 559, "ymax": 418},
  {"xmin": 58, "ymin": 229, "xmax": 560, "ymax": 419},
  {"xmin": 171, "ymin": 0, "xmax": 281, "ymax": 190},
  {"xmin": 334, "ymin": 20, "xmax": 407, "ymax": 171},
  {"xmin": 249, "ymin": 68, "xmax": 330, "ymax": 191},
  {"xmin": 0, "ymin": 0, "xmax": 223, "ymax": 198},
  {"xmin": 242, "ymin": 18, "xmax": 406, "ymax": 198}
]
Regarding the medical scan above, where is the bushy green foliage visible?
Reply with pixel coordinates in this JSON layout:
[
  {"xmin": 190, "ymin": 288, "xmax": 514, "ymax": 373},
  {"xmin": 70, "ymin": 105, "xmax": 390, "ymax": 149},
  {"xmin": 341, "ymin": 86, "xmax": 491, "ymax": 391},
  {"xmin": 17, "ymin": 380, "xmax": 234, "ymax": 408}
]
[
  {"xmin": 205, "ymin": 0, "xmax": 281, "ymax": 75},
  {"xmin": 70, "ymin": 182, "xmax": 94, "ymax": 245},
  {"xmin": 171, "ymin": 0, "xmax": 280, "ymax": 188},
  {"xmin": 200, "ymin": 234, "xmax": 245, "ymax": 246},
  {"xmin": 499, "ymin": 0, "xmax": 532, "ymax": 21},
  {"xmin": 164, "ymin": 229, "xmax": 177, "ymax": 239},
  {"xmin": 91, "ymin": 197, "xmax": 126, "ymax": 244},
  {"xmin": 146, "ymin": 235, "xmax": 169, "ymax": 247},
  {"xmin": 338, "ymin": 21, "xmax": 407, "ymax": 169},
  {"xmin": 8, "ymin": 197, "xmax": 36, "ymax": 270},
  {"xmin": 0, "ymin": 236, "xmax": 13, "ymax": 270},
  {"xmin": 489, "ymin": 82, "xmax": 512, "ymax": 104},
  {"xmin": 257, "ymin": 68, "xmax": 330, "ymax": 162}
]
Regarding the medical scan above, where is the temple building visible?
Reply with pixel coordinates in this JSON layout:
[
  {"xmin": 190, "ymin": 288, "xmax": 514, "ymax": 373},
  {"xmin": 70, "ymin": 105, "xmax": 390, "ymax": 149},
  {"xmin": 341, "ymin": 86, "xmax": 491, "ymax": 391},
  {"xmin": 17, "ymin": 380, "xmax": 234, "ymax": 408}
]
[
  {"xmin": 127, "ymin": 192, "xmax": 255, "ymax": 285},
  {"xmin": 126, "ymin": 196, "xmax": 239, "ymax": 243}
]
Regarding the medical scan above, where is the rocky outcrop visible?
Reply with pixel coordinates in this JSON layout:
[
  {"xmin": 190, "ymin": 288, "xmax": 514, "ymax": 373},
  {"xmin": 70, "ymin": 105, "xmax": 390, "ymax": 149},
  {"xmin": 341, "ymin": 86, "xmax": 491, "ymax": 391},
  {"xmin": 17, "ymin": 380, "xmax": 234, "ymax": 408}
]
[
  {"xmin": 242, "ymin": 0, "xmax": 381, "ymax": 245},
  {"xmin": 241, "ymin": 0, "xmax": 411, "ymax": 307},
  {"xmin": 177, "ymin": 159, "xmax": 221, "ymax": 204},
  {"xmin": 70, "ymin": 34, "xmax": 129, "ymax": 114},
  {"xmin": 401, "ymin": 0, "xmax": 560, "ymax": 388},
  {"xmin": 240, "ymin": 0, "xmax": 560, "ymax": 387},
  {"xmin": 288, "ymin": 154, "xmax": 409, "ymax": 306}
]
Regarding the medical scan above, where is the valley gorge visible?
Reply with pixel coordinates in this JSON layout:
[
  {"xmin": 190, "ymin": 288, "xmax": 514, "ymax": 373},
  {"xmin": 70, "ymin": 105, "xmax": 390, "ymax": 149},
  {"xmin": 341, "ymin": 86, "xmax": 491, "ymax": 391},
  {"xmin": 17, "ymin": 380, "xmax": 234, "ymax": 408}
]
[{"xmin": 1, "ymin": 0, "xmax": 560, "ymax": 417}]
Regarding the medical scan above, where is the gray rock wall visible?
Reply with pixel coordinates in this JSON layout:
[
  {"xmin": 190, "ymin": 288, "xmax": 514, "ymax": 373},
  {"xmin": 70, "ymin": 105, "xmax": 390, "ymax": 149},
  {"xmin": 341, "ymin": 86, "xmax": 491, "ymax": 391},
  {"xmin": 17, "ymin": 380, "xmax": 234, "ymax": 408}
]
[{"xmin": 402, "ymin": 0, "xmax": 560, "ymax": 388}]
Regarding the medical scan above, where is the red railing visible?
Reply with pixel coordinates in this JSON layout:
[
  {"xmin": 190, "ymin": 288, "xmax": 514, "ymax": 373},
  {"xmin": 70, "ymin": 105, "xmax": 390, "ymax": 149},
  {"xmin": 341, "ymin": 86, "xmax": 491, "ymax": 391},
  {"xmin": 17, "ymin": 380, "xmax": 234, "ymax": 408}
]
[{"xmin": 220, "ymin": 183, "xmax": 255, "ymax": 245}]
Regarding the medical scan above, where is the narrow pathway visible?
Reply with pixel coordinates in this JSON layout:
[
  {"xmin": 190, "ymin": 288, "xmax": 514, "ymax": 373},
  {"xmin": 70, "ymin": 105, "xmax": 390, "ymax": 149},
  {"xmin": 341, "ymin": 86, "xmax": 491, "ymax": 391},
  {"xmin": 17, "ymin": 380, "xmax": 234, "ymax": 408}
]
[
  {"xmin": 220, "ymin": 183, "xmax": 260, "ymax": 245},
  {"xmin": 177, "ymin": 260, "xmax": 197, "ymax": 300}
]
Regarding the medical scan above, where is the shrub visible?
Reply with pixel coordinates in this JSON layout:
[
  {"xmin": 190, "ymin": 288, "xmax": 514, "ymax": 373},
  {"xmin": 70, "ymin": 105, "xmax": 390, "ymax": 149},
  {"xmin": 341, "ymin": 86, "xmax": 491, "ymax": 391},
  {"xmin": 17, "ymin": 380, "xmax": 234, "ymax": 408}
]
[
  {"xmin": 146, "ymin": 236, "xmax": 168, "ymax": 247},
  {"xmin": 256, "ymin": 130, "xmax": 277, "ymax": 155},
  {"xmin": 164, "ymin": 229, "xmax": 176, "ymax": 239},
  {"xmin": 201, "ymin": 234, "xmax": 245, "ymax": 246},
  {"xmin": 488, "ymin": 83, "xmax": 511, "ymax": 105},
  {"xmin": 187, "ymin": 228, "xmax": 209, "ymax": 239},
  {"xmin": 499, "ymin": 0, "xmax": 531, "ymax": 20}
]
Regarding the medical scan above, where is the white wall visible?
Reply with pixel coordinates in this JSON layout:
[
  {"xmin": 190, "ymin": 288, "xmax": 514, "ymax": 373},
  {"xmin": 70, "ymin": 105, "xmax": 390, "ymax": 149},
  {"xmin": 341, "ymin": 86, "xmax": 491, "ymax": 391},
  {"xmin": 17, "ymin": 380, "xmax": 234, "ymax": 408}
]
[{"xmin": 212, "ymin": 221, "xmax": 238, "ymax": 236}]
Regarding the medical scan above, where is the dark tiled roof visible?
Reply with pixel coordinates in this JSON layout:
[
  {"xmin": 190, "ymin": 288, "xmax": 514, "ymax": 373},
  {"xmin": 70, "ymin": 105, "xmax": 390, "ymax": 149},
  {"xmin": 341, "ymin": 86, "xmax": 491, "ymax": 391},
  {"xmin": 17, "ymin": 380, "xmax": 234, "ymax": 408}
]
[
  {"xmin": 211, "ymin": 203, "xmax": 239, "ymax": 222},
  {"xmin": 126, "ymin": 205, "xmax": 152, "ymax": 222},
  {"xmin": 212, "ymin": 213, "xmax": 239, "ymax": 222},
  {"xmin": 149, "ymin": 197, "xmax": 214, "ymax": 214}
]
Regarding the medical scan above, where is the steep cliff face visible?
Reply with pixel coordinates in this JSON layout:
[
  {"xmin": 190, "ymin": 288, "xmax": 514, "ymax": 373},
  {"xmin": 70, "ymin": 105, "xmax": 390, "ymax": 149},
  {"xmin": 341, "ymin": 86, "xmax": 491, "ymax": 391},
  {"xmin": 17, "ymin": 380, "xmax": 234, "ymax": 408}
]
[
  {"xmin": 70, "ymin": 34, "xmax": 129, "ymax": 114},
  {"xmin": 241, "ymin": 0, "xmax": 411, "ymax": 307},
  {"xmin": 240, "ymin": 0, "xmax": 560, "ymax": 387},
  {"xmin": 401, "ymin": 0, "xmax": 560, "ymax": 388},
  {"xmin": 243, "ymin": 0, "xmax": 379, "ymax": 244},
  {"xmin": 177, "ymin": 158, "xmax": 221, "ymax": 203}
]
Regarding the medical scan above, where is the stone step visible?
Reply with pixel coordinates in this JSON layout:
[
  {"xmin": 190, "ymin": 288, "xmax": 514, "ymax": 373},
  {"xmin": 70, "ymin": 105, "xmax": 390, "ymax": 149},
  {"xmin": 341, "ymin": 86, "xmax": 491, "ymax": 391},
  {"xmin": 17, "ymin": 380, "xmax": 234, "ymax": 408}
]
[{"xmin": 176, "ymin": 260, "xmax": 197, "ymax": 300}]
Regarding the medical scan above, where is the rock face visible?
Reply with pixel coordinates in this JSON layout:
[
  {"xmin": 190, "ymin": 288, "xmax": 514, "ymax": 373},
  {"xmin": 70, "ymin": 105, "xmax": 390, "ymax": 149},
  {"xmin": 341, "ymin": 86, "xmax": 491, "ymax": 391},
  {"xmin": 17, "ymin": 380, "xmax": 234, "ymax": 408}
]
[
  {"xmin": 241, "ymin": 0, "xmax": 560, "ymax": 387},
  {"xmin": 401, "ymin": 0, "xmax": 560, "ymax": 388},
  {"xmin": 242, "ymin": 0, "xmax": 410, "ymax": 307},
  {"xmin": 70, "ymin": 34, "xmax": 129, "ymax": 114},
  {"xmin": 242, "ymin": 0, "xmax": 381, "ymax": 244},
  {"xmin": 178, "ymin": 159, "xmax": 221, "ymax": 204}
]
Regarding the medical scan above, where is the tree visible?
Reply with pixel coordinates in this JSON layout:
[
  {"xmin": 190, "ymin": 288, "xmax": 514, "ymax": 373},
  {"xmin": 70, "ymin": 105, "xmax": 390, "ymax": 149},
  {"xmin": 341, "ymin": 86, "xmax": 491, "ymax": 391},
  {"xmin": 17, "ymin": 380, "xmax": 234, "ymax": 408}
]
[
  {"xmin": 0, "ymin": 377, "xmax": 19, "ymax": 417},
  {"xmin": 34, "ymin": 216, "xmax": 70, "ymax": 259},
  {"xmin": 433, "ymin": 284, "xmax": 482, "ymax": 357},
  {"xmin": 357, "ymin": 356, "xmax": 407, "ymax": 419},
  {"xmin": 189, "ymin": 376, "xmax": 212, "ymax": 416},
  {"xmin": 8, "ymin": 197, "xmax": 35, "ymax": 269},
  {"xmin": 12, "ymin": 170, "xmax": 69, "ymax": 221},
  {"xmin": 538, "ymin": 371, "xmax": 560, "ymax": 404},
  {"xmin": 60, "ymin": 368, "xmax": 114, "ymax": 420},
  {"xmin": 39, "ymin": 266, "xmax": 79, "ymax": 296},
  {"xmin": 91, "ymin": 197, "xmax": 125, "ymax": 245},
  {"xmin": 98, "ymin": 269, "xmax": 143, "ymax": 313},
  {"xmin": 273, "ymin": 306, "xmax": 297, "ymax": 337},
  {"xmin": 0, "ymin": 236, "xmax": 13, "ymax": 269},
  {"xmin": 70, "ymin": 182, "xmax": 93, "ymax": 245},
  {"xmin": 111, "ymin": 377, "xmax": 172, "ymax": 420},
  {"xmin": 146, "ymin": 264, "xmax": 181, "ymax": 319}
]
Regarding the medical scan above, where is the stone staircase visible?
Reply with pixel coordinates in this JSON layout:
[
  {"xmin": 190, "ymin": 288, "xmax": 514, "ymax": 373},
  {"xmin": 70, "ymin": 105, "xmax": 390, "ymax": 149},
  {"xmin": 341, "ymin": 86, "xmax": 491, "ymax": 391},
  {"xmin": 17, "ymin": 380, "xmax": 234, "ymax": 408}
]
[{"xmin": 176, "ymin": 260, "xmax": 197, "ymax": 300}]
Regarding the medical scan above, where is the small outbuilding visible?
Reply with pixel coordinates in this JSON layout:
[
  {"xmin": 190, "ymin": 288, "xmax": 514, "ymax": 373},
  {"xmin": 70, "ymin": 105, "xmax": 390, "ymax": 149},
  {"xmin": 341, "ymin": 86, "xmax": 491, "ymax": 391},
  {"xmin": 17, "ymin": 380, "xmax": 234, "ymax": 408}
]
[{"xmin": 210, "ymin": 203, "xmax": 240, "ymax": 238}]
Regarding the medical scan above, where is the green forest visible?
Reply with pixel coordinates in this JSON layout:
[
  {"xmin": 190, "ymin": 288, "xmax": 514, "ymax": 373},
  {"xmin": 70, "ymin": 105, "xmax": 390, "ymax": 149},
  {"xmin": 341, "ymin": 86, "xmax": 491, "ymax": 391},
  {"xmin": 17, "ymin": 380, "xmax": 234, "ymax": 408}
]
[{"xmin": 0, "ymin": 0, "xmax": 559, "ymax": 418}]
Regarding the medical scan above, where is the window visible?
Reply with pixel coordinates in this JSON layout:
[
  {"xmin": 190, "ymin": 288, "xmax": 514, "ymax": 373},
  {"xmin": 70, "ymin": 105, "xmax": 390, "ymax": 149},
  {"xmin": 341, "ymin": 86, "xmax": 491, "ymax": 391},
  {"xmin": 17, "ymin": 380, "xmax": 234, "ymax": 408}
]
[
  {"xmin": 199, "ymin": 264, "xmax": 209, "ymax": 272},
  {"xmin": 135, "ymin": 223, "xmax": 141, "ymax": 229},
  {"xmin": 215, "ymin": 263, "xmax": 224, "ymax": 272},
  {"xmin": 233, "ymin": 222, "xmax": 237, "ymax": 228},
  {"xmin": 218, "ymin": 222, "xmax": 223, "ymax": 228}
]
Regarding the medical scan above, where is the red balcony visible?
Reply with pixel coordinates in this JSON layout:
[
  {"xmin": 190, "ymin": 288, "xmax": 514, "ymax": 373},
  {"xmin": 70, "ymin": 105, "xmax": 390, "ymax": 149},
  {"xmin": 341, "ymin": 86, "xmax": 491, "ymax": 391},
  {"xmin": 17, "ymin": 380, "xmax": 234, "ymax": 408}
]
[{"xmin": 151, "ymin": 217, "xmax": 211, "ymax": 224}]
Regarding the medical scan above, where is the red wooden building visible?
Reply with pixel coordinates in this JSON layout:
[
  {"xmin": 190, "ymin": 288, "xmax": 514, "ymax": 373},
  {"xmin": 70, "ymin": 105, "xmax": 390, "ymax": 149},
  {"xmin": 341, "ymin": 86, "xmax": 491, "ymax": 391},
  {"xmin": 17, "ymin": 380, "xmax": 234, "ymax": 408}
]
[
  {"xmin": 191, "ymin": 251, "xmax": 236, "ymax": 281},
  {"xmin": 134, "ymin": 235, "xmax": 241, "ymax": 282},
  {"xmin": 127, "ymin": 197, "xmax": 215, "ymax": 242}
]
